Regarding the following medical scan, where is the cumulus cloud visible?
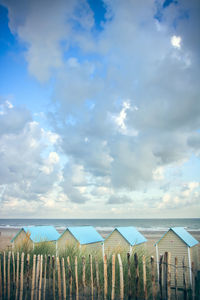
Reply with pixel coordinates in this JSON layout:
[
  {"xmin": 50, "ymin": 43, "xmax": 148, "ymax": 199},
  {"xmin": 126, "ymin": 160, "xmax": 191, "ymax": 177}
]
[
  {"xmin": 157, "ymin": 181, "xmax": 200, "ymax": 210},
  {"xmin": 107, "ymin": 195, "xmax": 132, "ymax": 204},
  {"xmin": 0, "ymin": 100, "xmax": 63, "ymax": 215},
  {"xmin": 1, "ymin": 0, "xmax": 200, "ymax": 215}
]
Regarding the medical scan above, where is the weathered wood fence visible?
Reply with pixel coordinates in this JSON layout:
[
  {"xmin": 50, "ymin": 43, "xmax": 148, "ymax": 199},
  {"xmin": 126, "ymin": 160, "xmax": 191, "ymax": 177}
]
[{"xmin": 0, "ymin": 251, "xmax": 199, "ymax": 300}]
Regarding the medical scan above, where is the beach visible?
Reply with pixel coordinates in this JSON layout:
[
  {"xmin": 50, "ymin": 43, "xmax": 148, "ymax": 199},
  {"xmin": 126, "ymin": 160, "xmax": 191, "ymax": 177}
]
[{"xmin": 1, "ymin": 227, "xmax": 200, "ymax": 265}]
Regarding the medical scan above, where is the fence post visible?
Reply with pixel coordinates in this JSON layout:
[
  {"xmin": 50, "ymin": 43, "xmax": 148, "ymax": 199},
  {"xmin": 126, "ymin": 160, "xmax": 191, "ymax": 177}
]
[
  {"xmin": 47, "ymin": 255, "xmax": 51, "ymax": 299},
  {"xmin": 43, "ymin": 255, "xmax": 47, "ymax": 300},
  {"xmin": 118, "ymin": 254, "xmax": 124, "ymax": 300},
  {"xmin": 174, "ymin": 257, "xmax": 178, "ymax": 300},
  {"xmin": 191, "ymin": 262, "xmax": 195, "ymax": 300},
  {"xmin": 56, "ymin": 256, "xmax": 61, "ymax": 300},
  {"xmin": 158, "ymin": 255, "xmax": 163, "ymax": 300},
  {"xmin": 38, "ymin": 255, "xmax": 43, "ymax": 300},
  {"xmin": 183, "ymin": 257, "xmax": 187, "ymax": 300},
  {"xmin": 25, "ymin": 253, "xmax": 30, "ymax": 300},
  {"xmin": 142, "ymin": 255, "xmax": 148, "ymax": 300},
  {"xmin": 127, "ymin": 253, "xmax": 131, "ymax": 300},
  {"xmin": 15, "ymin": 252, "xmax": 19, "ymax": 300},
  {"xmin": 95, "ymin": 257, "xmax": 100, "ymax": 299},
  {"xmin": 52, "ymin": 256, "xmax": 56, "ymax": 300},
  {"xmin": 67, "ymin": 256, "xmax": 72, "ymax": 300},
  {"xmin": 3, "ymin": 252, "xmax": 6, "ymax": 299},
  {"xmin": 31, "ymin": 255, "xmax": 36, "ymax": 300},
  {"xmin": 7, "ymin": 251, "xmax": 11, "ymax": 300},
  {"xmin": 61, "ymin": 258, "xmax": 66, "ymax": 300},
  {"xmin": 89, "ymin": 255, "xmax": 93, "ymax": 300},
  {"xmin": 134, "ymin": 253, "xmax": 139, "ymax": 300},
  {"xmin": 0, "ymin": 254, "xmax": 2, "ymax": 300},
  {"xmin": 75, "ymin": 256, "xmax": 79, "ymax": 300},
  {"xmin": 166, "ymin": 252, "xmax": 171, "ymax": 300},
  {"xmin": 35, "ymin": 254, "xmax": 41, "ymax": 300},
  {"xmin": 103, "ymin": 254, "xmax": 107, "ymax": 300},
  {"xmin": 82, "ymin": 256, "xmax": 86, "ymax": 298},
  {"xmin": 19, "ymin": 252, "xmax": 24, "ymax": 300},
  {"xmin": 111, "ymin": 254, "xmax": 116, "ymax": 300},
  {"xmin": 151, "ymin": 256, "xmax": 156, "ymax": 300},
  {"xmin": 12, "ymin": 252, "xmax": 15, "ymax": 293}
]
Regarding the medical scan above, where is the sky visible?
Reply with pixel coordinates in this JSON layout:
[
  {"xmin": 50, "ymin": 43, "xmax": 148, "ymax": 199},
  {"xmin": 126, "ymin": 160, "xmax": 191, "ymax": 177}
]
[{"xmin": 0, "ymin": 0, "xmax": 200, "ymax": 219}]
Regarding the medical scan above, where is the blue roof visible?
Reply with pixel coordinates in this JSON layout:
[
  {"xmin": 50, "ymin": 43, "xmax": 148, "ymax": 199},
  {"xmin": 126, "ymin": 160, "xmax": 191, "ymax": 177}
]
[
  {"xmin": 113, "ymin": 227, "xmax": 147, "ymax": 246},
  {"xmin": 11, "ymin": 226, "xmax": 60, "ymax": 243},
  {"xmin": 171, "ymin": 227, "xmax": 199, "ymax": 247},
  {"xmin": 59, "ymin": 226, "xmax": 104, "ymax": 245},
  {"xmin": 155, "ymin": 227, "xmax": 199, "ymax": 248}
]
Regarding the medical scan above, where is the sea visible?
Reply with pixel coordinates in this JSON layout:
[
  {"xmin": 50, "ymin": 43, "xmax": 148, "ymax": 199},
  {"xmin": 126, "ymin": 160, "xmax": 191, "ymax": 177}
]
[{"xmin": 0, "ymin": 218, "xmax": 200, "ymax": 232}]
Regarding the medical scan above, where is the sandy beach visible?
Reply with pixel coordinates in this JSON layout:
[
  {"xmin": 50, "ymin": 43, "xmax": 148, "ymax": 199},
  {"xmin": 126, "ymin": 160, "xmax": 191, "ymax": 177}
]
[{"xmin": 1, "ymin": 228, "xmax": 200, "ymax": 265}]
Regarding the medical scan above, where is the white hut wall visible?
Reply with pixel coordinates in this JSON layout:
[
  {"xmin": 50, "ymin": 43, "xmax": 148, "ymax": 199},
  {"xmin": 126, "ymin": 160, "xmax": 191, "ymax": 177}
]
[
  {"xmin": 13, "ymin": 230, "xmax": 33, "ymax": 251},
  {"xmin": 157, "ymin": 230, "xmax": 190, "ymax": 287},
  {"xmin": 104, "ymin": 230, "xmax": 130, "ymax": 256},
  {"xmin": 57, "ymin": 230, "xmax": 78, "ymax": 252}
]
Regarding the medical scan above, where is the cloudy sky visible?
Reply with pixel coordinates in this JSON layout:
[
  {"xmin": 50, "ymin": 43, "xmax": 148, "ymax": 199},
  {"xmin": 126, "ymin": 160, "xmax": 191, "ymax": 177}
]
[{"xmin": 0, "ymin": 0, "xmax": 200, "ymax": 219}]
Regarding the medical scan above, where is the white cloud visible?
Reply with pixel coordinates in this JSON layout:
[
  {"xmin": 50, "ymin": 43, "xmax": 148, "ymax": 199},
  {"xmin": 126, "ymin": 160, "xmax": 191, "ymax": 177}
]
[
  {"xmin": 1, "ymin": 0, "xmax": 200, "ymax": 217},
  {"xmin": 171, "ymin": 35, "xmax": 182, "ymax": 49}
]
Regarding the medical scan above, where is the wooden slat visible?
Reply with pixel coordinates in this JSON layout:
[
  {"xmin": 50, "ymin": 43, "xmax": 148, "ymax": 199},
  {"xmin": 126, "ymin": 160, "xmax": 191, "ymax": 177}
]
[
  {"xmin": 0, "ymin": 253, "xmax": 2, "ymax": 300},
  {"xmin": 174, "ymin": 257, "xmax": 178, "ymax": 300},
  {"xmin": 82, "ymin": 256, "xmax": 86, "ymax": 298},
  {"xmin": 12, "ymin": 252, "xmax": 15, "ymax": 293},
  {"xmin": 15, "ymin": 252, "xmax": 19, "ymax": 300},
  {"xmin": 61, "ymin": 258, "xmax": 66, "ymax": 300},
  {"xmin": 57, "ymin": 256, "xmax": 62, "ymax": 300},
  {"xmin": 35, "ymin": 255, "xmax": 41, "ymax": 300},
  {"xmin": 19, "ymin": 252, "xmax": 24, "ymax": 300},
  {"xmin": 183, "ymin": 257, "xmax": 187, "ymax": 300},
  {"xmin": 151, "ymin": 256, "xmax": 156, "ymax": 300},
  {"xmin": 3, "ymin": 252, "xmax": 6, "ymax": 299},
  {"xmin": 25, "ymin": 254, "xmax": 30, "ymax": 300},
  {"xmin": 118, "ymin": 254, "xmax": 124, "ymax": 300},
  {"xmin": 134, "ymin": 253, "xmax": 139, "ymax": 300},
  {"xmin": 31, "ymin": 255, "xmax": 36, "ymax": 300},
  {"xmin": 43, "ymin": 255, "xmax": 47, "ymax": 300},
  {"xmin": 75, "ymin": 256, "xmax": 79, "ymax": 300},
  {"xmin": 52, "ymin": 256, "xmax": 56, "ymax": 300},
  {"xmin": 67, "ymin": 256, "xmax": 72, "ymax": 300},
  {"xmin": 167, "ymin": 252, "xmax": 171, "ymax": 300},
  {"xmin": 38, "ymin": 255, "xmax": 43, "ymax": 300},
  {"xmin": 111, "ymin": 255, "xmax": 115, "ymax": 300},
  {"xmin": 159, "ymin": 255, "xmax": 163, "ymax": 300},
  {"xmin": 103, "ymin": 255, "xmax": 107, "ymax": 300},
  {"xmin": 142, "ymin": 255, "xmax": 148, "ymax": 300},
  {"xmin": 95, "ymin": 257, "xmax": 100, "ymax": 299},
  {"xmin": 89, "ymin": 255, "xmax": 93, "ymax": 300},
  {"xmin": 7, "ymin": 251, "xmax": 11, "ymax": 300},
  {"xmin": 191, "ymin": 261, "xmax": 195, "ymax": 300},
  {"xmin": 47, "ymin": 255, "xmax": 51, "ymax": 299}
]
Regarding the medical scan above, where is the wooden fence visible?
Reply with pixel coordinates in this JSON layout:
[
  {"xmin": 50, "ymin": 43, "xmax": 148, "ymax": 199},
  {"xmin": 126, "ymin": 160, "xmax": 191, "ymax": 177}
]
[{"xmin": 0, "ymin": 251, "xmax": 199, "ymax": 300}]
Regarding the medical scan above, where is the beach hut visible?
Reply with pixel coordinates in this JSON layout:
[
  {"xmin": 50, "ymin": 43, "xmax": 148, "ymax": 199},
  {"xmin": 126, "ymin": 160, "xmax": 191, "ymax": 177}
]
[
  {"xmin": 57, "ymin": 226, "xmax": 104, "ymax": 254},
  {"xmin": 11, "ymin": 226, "xmax": 60, "ymax": 251},
  {"xmin": 104, "ymin": 227, "xmax": 147, "ymax": 256},
  {"xmin": 155, "ymin": 227, "xmax": 199, "ymax": 287}
]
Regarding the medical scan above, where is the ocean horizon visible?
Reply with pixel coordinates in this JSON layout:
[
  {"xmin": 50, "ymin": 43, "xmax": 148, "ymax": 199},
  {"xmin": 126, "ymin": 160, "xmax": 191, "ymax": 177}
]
[{"xmin": 0, "ymin": 218, "xmax": 200, "ymax": 232}]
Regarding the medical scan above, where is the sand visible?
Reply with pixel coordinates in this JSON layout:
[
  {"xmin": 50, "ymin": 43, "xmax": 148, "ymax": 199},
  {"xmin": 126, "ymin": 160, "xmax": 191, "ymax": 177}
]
[{"xmin": 1, "ymin": 228, "xmax": 200, "ymax": 265}]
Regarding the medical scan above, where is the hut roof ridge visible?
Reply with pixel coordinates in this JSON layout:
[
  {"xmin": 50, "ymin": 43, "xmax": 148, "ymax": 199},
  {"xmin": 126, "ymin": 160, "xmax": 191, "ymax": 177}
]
[
  {"xmin": 171, "ymin": 227, "xmax": 199, "ymax": 247},
  {"xmin": 155, "ymin": 227, "xmax": 199, "ymax": 247},
  {"xmin": 110, "ymin": 226, "xmax": 147, "ymax": 246},
  {"xmin": 58, "ymin": 226, "xmax": 104, "ymax": 245},
  {"xmin": 11, "ymin": 226, "xmax": 60, "ymax": 243}
]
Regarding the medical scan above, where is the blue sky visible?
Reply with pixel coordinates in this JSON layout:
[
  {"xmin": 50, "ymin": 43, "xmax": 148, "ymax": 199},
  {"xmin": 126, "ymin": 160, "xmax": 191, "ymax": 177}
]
[{"xmin": 0, "ymin": 0, "xmax": 200, "ymax": 218}]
